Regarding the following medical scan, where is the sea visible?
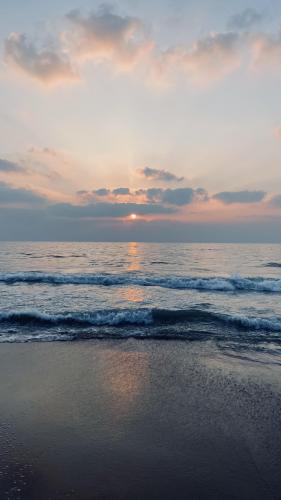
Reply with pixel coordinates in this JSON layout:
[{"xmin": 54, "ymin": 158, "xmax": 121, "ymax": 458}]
[{"xmin": 0, "ymin": 241, "xmax": 281, "ymax": 361}]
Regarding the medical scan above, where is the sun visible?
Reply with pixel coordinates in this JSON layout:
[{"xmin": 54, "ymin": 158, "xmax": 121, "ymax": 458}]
[{"xmin": 130, "ymin": 213, "xmax": 137, "ymax": 220}]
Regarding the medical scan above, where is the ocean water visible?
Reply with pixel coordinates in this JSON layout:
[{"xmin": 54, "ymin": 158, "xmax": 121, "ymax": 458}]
[{"xmin": 0, "ymin": 241, "xmax": 281, "ymax": 359}]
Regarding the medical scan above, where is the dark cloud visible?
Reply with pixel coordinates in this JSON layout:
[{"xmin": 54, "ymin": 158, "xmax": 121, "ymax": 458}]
[
  {"xmin": 80, "ymin": 188, "xmax": 130, "ymax": 198},
  {"xmin": 228, "ymin": 9, "xmax": 264, "ymax": 30},
  {"xmin": 77, "ymin": 186, "xmax": 207, "ymax": 206},
  {"xmin": 162, "ymin": 187, "xmax": 196, "ymax": 206},
  {"xmin": 139, "ymin": 167, "xmax": 184, "ymax": 183},
  {"xmin": 4, "ymin": 32, "xmax": 77, "ymax": 85},
  {"xmin": 112, "ymin": 187, "xmax": 131, "ymax": 195},
  {"xmin": 49, "ymin": 202, "xmax": 177, "ymax": 218},
  {"xmin": 145, "ymin": 188, "xmax": 164, "ymax": 202},
  {"xmin": 92, "ymin": 188, "xmax": 110, "ymax": 196},
  {"xmin": 0, "ymin": 181, "xmax": 46, "ymax": 205},
  {"xmin": 213, "ymin": 190, "xmax": 266, "ymax": 204},
  {"xmin": 77, "ymin": 190, "xmax": 89, "ymax": 196},
  {"xmin": 0, "ymin": 158, "xmax": 24, "ymax": 173},
  {"xmin": 145, "ymin": 187, "xmax": 207, "ymax": 206}
]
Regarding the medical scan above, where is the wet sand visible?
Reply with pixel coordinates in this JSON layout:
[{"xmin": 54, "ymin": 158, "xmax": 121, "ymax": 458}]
[{"xmin": 0, "ymin": 340, "xmax": 280, "ymax": 500}]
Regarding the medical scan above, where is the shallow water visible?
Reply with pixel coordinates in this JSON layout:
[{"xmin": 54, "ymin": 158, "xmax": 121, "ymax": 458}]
[{"xmin": 0, "ymin": 242, "xmax": 281, "ymax": 359}]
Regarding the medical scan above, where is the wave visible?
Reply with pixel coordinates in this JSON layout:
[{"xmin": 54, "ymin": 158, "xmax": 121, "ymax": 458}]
[
  {"xmin": 0, "ymin": 309, "xmax": 153, "ymax": 327},
  {"xmin": 20, "ymin": 253, "xmax": 87, "ymax": 259},
  {"xmin": 1, "ymin": 308, "xmax": 281, "ymax": 332},
  {"xmin": 264, "ymin": 262, "xmax": 281, "ymax": 268},
  {"xmin": 150, "ymin": 261, "xmax": 170, "ymax": 265},
  {"xmin": 2, "ymin": 272, "xmax": 281, "ymax": 293}
]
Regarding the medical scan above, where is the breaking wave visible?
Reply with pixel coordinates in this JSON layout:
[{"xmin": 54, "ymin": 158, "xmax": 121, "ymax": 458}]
[
  {"xmin": 1, "ymin": 308, "xmax": 281, "ymax": 332},
  {"xmin": 0, "ymin": 309, "xmax": 153, "ymax": 327},
  {"xmin": 2, "ymin": 272, "xmax": 281, "ymax": 293}
]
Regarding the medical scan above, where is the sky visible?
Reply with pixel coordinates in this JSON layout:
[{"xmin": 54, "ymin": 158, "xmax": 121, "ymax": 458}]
[{"xmin": 1, "ymin": 0, "xmax": 281, "ymax": 241}]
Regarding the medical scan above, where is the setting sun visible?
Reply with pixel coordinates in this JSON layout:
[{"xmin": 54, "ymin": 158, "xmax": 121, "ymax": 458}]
[{"xmin": 130, "ymin": 213, "xmax": 137, "ymax": 220}]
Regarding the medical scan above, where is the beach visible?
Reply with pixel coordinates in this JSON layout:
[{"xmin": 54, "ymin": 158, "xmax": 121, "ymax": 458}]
[
  {"xmin": 2, "ymin": 0, "xmax": 281, "ymax": 494},
  {"xmin": 0, "ymin": 339, "xmax": 280, "ymax": 500}
]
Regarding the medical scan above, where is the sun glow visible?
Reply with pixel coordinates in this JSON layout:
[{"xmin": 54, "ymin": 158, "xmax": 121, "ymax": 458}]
[{"xmin": 130, "ymin": 213, "xmax": 137, "ymax": 220}]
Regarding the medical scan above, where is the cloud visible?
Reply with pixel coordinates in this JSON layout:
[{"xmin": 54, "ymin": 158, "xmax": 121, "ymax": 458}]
[
  {"xmin": 65, "ymin": 5, "xmax": 153, "ymax": 69},
  {"xmin": 213, "ymin": 190, "xmax": 266, "ymax": 204},
  {"xmin": 145, "ymin": 188, "xmax": 164, "ymax": 201},
  {"xmin": 196, "ymin": 188, "xmax": 209, "ymax": 201},
  {"xmin": 92, "ymin": 188, "xmax": 111, "ymax": 196},
  {"xmin": 162, "ymin": 188, "xmax": 197, "ymax": 206},
  {"xmin": 0, "ymin": 158, "xmax": 25, "ymax": 173},
  {"xmin": 77, "ymin": 187, "xmax": 131, "ymax": 201},
  {"xmin": 144, "ymin": 187, "xmax": 207, "ymax": 206},
  {"xmin": 112, "ymin": 187, "xmax": 131, "ymax": 195},
  {"xmin": 154, "ymin": 32, "xmax": 242, "ymax": 84},
  {"xmin": 268, "ymin": 194, "xmax": 281, "ymax": 207},
  {"xmin": 29, "ymin": 147, "xmax": 60, "ymax": 158},
  {"xmin": 77, "ymin": 190, "xmax": 88, "ymax": 196},
  {"xmin": 78, "ymin": 186, "xmax": 208, "ymax": 206},
  {"xmin": 5, "ymin": 5, "xmax": 281, "ymax": 90},
  {"xmin": 228, "ymin": 9, "xmax": 264, "ymax": 30},
  {"xmin": 139, "ymin": 167, "xmax": 184, "ymax": 182},
  {"xmin": 49, "ymin": 202, "xmax": 177, "ymax": 218},
  {"xmin": 251, "ymin": 33, "xmax": 281, "ymax": 69},
  {"xmin": 4, "ymin": 32, "xmax": 78, "ymax": 85},
  {"xmin": 3, "ymin": 14, "xmax": 243, "ymax": 88},
  {"xmin": 0, "ymin": 181, "xmax": 46, "ymax": 205}
]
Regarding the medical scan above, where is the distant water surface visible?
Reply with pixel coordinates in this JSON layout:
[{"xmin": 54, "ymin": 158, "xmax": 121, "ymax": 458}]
[{"xmin": 0, "ymin": 242, "xmax": 281, "ymax": 360}]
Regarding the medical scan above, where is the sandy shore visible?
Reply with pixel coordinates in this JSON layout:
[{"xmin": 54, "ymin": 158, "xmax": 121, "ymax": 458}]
[{"xmin": 0, "ymin": 339, "xmax": 280, "ymax": 500}]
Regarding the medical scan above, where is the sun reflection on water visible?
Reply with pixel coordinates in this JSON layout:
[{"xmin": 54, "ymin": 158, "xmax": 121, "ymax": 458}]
[
  {"xmin": 124, "ymin": 242, "xmax": 145, "ymax": 302},
  {"xmin": 127, "ymin": 242, "xmax": 141, "ymax": 272}
]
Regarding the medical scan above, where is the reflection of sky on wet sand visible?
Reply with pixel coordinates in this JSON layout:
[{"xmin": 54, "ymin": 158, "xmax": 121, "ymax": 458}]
[
  {"xmin": 94, "ymin": 348, "xmax": 149, "ymax": 417},
  {"xmin": 0, "ymin": 341, "xmax": 281, "ymax": 499}
]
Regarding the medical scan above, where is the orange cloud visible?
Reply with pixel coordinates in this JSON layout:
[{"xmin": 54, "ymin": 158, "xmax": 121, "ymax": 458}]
[{"xmin": 251, "ymin": 33, "xmax": 281, "ymax": 70}]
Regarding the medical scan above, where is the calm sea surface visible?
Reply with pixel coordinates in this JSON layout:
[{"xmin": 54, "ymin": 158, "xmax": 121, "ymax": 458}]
[{"xmin": 0, "ymin": 242, "xmax": 281, "ymax": 359}]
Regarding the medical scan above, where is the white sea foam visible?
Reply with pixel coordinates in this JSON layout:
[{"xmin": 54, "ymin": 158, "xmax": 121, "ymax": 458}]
[
  {"xmin": 0, "ymin": 308, "xmax": 281, "ymax": 332},
  {"xmin": 1, "ymin": 272, "xmax": 281, "ymax": 292},
  {"xmin": 0, "ymin": 308, "xmax": 153, "ymax": 326}
]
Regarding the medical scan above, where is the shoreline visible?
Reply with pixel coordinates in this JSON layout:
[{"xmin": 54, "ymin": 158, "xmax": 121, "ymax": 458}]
[{"xmin": 0, "ymin": 339, "xmax": 280, "ymax": 500}]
